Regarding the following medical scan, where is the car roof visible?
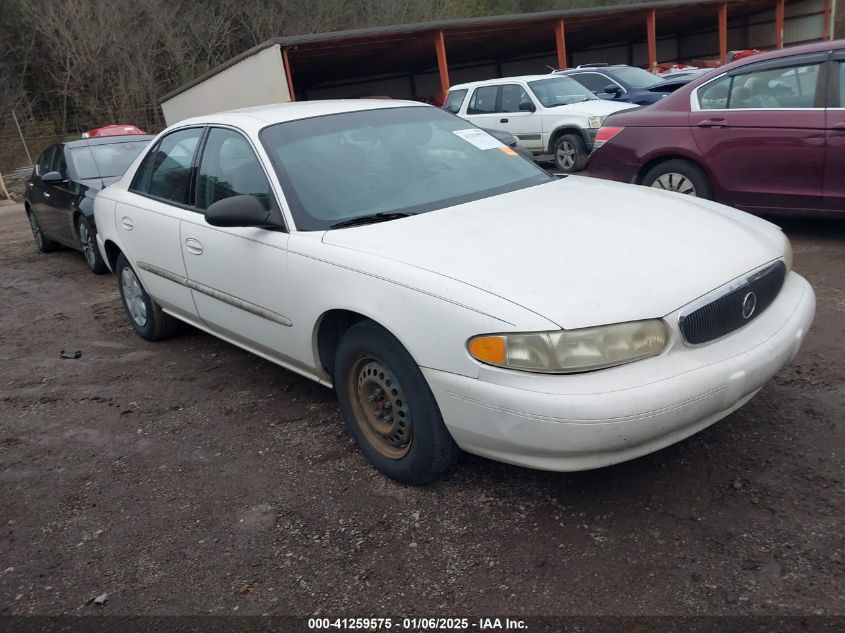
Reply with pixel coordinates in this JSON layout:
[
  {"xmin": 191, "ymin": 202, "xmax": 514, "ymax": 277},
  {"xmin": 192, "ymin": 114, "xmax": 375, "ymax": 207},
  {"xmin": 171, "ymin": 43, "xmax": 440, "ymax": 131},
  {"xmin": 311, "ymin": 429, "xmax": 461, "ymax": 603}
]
[
  {"xmin": 64, "ymin": 135, "xmax": 155, "ymax": 149},
  {"xmin": 172, "ymin": 99, "xmax": 427, "ymax": 133},
  {"xmin": 450, "ymin": 75, "xmax": 562, "ymax": 90}
]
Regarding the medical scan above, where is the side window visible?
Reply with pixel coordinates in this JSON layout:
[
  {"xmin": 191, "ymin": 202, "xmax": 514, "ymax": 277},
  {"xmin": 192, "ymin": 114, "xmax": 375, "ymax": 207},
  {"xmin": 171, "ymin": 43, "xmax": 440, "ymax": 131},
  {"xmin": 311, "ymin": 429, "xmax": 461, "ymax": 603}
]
[
  {"xmin": 443, "ymin": 89, "xmax": 468, "ymax": 114},
  {"xmin": 52, "ymin": 146, "xmax": 68, "ymax": 179},
  {"xmin": 195, "ymin": 128, "xmax": 272, "ymax": 212},
  {"xmin": 570, "ymin": 72, "xmax": 612, "ymax": 94},
  {"xmin": 500, "ymin": 84, "xmax": 530, "ymax": 113},
  {"xmin": 698, "ymin": 75, "xmax": 732, "ymax": 109},
  {"xmin": 729, "ymin": 63, "xmax": 821, "ymax": 109},
  {"xmin": 467, "ymin": 85, "xmax": 499, "ymax": 115},
  {"xmin": 36, "ymin": 146, "xmax": 55, "ymax": 176},
  {"xmin": 131, "ymin": 127, "xmax": 203, "ymax": 205}
]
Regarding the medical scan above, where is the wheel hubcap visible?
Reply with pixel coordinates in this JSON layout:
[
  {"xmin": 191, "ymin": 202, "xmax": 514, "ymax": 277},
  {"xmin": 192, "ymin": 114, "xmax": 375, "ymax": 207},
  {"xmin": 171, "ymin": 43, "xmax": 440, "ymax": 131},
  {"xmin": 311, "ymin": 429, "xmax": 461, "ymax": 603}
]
[
  {"xmin": 121, "ymin": 267, "xmax": 148, "ymax": 327},
  {"xmin": 29, "ymin": 214, "xmax": 43, "ymax": 248},
  {"xmin": 79, "ymin": 222, "xmax": 96, "ymax": 268},
  {"xmin": 348, "ymin": 357, "xmax": 412, "ymax": 459},
  {"xmin": 557, "ymin": 141, "xmax": 576, "ymax": 170},
  {"xmin": 652, "ymin": 172, "xmax": 697, "ymax": 196}
]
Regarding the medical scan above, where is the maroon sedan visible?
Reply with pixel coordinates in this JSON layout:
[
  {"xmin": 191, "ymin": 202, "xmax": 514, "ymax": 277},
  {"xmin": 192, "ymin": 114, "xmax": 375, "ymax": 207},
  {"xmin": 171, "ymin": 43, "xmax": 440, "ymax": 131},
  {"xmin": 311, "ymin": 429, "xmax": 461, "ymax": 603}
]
[{"xmin": 588, "ymin": 40, "xmax": 845, "ymax": 217}]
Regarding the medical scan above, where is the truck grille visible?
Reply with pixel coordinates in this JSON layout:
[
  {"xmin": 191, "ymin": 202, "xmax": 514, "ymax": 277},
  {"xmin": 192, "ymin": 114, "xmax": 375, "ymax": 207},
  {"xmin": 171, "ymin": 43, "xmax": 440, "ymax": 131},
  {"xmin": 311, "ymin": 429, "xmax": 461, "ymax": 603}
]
[{"xmin": 679, "ymin": 261, "xmax": 786, "ymax": 345}]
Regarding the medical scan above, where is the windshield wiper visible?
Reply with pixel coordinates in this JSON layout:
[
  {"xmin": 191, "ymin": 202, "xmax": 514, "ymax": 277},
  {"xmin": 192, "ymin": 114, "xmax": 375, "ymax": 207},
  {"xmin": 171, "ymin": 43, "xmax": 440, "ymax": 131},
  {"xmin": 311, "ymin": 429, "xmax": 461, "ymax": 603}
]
[{"xmin": 328, "ymin": 212, "xmax": 412, "ymax": 230}]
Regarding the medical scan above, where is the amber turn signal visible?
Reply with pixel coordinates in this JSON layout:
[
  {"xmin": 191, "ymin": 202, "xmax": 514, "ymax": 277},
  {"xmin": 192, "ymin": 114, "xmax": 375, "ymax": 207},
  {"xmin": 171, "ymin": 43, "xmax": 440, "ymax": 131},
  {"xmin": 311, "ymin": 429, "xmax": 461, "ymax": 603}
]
[{"xmin": 467, "ymin": 336, "xmax": 506, "ymax": 365}]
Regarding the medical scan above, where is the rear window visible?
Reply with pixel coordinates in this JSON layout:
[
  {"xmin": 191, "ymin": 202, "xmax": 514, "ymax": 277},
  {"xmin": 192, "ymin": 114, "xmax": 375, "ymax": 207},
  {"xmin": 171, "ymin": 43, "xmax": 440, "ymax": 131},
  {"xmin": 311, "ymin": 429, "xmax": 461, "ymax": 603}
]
[{"xmin": 443, "ymin": 89, "xmax": 468, "ymax": 114}]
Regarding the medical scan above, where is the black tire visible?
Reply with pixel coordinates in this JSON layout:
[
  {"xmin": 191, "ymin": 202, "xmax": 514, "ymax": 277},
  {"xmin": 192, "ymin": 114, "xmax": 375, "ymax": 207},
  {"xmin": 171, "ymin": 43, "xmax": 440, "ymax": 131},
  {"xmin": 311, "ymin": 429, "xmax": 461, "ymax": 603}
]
[
  {"xmin": 26, "ymin": 208, "xmax": 59, "ymax": 253},
  {"xmin": 553, "ymin": 133, "xmax": 588, "ymax": 173},
  {"xmin": 115, "ymin": 253, "xmax": 179, "ymax": 341},
  {"xmin": 641, "ymin": 159, "xmax": 712, "ymax": 199},
  {"xmin": 334, "ymin": 320, "xmax": 461, "ymax": 485},
  {"xmin": 76, "ymin": 215, "xmax": 108, "ymax": 274}
]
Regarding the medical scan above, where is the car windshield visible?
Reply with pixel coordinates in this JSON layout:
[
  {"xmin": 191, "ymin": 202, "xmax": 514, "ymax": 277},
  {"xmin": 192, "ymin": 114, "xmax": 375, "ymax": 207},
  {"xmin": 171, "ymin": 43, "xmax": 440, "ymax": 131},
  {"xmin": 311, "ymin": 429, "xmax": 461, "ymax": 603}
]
[
  {"xmin": 259, "ymin": 106, "xmax": 552, "ymax": 231},
  {"xmin": 612, "ymin": 66, "xmax": 665, "ymax": 88},
  {"xmin": 67, "ymin": 140, "xmax": 150, "ymax": 179},
  {"xmin": 527, "ymin": 77, "xmax": 598, "ymax": 107}
]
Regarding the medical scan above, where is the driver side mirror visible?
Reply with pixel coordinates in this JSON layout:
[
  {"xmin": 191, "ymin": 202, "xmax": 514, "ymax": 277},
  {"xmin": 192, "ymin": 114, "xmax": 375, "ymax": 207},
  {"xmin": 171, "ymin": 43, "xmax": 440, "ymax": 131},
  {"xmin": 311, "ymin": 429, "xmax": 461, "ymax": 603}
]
[
  {"xmin": 603, "ymin": 84, "xmax": 623, "ymax": 97},
  {"xmin": 518, "ymin": 100, "xmax": 536, "ymax": 112},
  {"xmin": 205, "ymin": 194, "xmax": 281, "ymax": 229},
  {"xmin": 41, "ymin": 171, "xmax": 65, "ymax": 184}
]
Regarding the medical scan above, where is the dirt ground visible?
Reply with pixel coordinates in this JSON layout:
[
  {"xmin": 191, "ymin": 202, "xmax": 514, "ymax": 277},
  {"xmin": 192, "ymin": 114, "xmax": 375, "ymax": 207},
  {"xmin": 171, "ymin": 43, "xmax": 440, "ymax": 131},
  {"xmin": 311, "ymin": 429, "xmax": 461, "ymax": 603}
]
[{"xmin": 0, "ymin": 200, "xmax": 842, "ymax": 618}]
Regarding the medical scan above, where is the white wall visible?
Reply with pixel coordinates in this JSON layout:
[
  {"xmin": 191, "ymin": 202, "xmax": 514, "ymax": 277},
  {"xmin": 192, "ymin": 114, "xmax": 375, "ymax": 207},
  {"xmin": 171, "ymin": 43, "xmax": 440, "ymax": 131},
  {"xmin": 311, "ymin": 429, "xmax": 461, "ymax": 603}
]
[{"xmin": 161, "ymin": 44, "xmax": 291, "ymax": 125}]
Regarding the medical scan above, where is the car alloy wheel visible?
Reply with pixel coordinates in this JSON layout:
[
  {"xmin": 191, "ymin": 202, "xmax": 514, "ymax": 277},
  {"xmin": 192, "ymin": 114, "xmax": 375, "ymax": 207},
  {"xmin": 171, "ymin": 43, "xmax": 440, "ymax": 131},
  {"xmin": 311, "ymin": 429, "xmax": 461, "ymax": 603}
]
[
  {"xmin": 78, "ymin": 221, "xmax": 97, "ymax": 269},
  {"xmin": 651, "ymin": 172, "xmax": 697, "ymax": 196},
  {"xmin": 121, "ymin": 266, "xmax": 148, "ymax": 328},
  {"xmin": 556, "ymin": 140, "xmax": 577, "ymax": 171},
  {"xmin": 347, "ymin": 355, "xmax": 413, "ymax": 460},
  {"xmin": 28, "ymin": 213, "xmax": 43, "ymax": 249}
]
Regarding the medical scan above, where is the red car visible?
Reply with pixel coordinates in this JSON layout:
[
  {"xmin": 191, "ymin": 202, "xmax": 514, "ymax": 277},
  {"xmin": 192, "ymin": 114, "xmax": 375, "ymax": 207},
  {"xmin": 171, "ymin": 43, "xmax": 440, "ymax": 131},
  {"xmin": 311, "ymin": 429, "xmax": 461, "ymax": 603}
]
[
  {"xmin": 82, "ymin": 124, "xmax": 146, "ymax": 138},
  {"xmin": 588, "ymin": 40, "xmax": 845, "ymax": 217}
]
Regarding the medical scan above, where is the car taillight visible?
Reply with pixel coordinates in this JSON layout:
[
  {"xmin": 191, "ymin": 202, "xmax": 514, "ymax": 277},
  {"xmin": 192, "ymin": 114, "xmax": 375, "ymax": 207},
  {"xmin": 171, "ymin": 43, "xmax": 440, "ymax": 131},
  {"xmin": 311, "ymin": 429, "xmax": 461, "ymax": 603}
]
[{"xmin": 593, "ymin": 126, "xmax": 624, "ymax": 149}]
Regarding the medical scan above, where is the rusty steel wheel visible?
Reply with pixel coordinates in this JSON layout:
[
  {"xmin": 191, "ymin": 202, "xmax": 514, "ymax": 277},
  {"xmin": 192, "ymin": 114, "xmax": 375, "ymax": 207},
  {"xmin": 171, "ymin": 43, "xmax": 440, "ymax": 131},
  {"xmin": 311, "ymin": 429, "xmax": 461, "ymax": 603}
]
[
  {"xmin": 347, "ymin": 356, "xmax": 412, "ymax": 459},
  {"xmin": 334, "ymin": 320, "xmax": 461, "ymax": 485}
]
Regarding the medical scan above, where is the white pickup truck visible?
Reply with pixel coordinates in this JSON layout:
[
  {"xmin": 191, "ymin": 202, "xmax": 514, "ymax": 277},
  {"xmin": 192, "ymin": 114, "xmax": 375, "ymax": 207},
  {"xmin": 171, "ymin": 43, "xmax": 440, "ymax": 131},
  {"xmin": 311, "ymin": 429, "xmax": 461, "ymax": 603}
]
[{"xmin": 444, "ymin": 74, "xmax": 637, "ymax": 172}]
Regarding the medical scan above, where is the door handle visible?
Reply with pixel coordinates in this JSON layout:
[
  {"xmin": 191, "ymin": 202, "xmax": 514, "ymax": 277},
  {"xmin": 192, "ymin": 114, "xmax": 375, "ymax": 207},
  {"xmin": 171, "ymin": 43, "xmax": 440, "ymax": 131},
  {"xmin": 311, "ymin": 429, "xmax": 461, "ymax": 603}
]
[
  {"xmin": 832, "ymin": 122, "xmax": 845, "ymax": 130},
  {"xmin": 44, "ymin": 192, "xmax": 51, "ymax": 198},
  {"xmin": 121, "ymin": 216, "xmax": 134, "ymax": 231},
  {"xmin": 697, "ymin": 118, "xmax": 728, "ymax": 128},
  {"xmin": 184, "ymin": 237, "xmax": 203, "ymax": 255},
  {"xmin": 500, "ymin": 118, "xmax": 509, "ymax": 123}
]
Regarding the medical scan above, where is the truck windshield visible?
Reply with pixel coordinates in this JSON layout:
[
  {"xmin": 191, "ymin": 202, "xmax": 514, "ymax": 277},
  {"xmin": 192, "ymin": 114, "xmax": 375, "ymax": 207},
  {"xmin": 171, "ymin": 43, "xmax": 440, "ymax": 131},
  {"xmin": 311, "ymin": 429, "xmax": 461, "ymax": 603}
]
[
  {"xmin": 259, "ymin": 106, "xmax": 552, "ymax": 231},
  {"xmin": 613, "ymin": 66, "xmax": 665, "ymax": 88},
  {"xmin": 527, "ymin": 77, "xmax": 598, "ymax": 107}
]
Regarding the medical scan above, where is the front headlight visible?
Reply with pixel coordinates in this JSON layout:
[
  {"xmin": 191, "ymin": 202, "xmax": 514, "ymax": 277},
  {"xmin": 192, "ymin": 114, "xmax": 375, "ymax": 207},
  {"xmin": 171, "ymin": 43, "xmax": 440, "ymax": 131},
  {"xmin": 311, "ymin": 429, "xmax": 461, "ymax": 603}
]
[
  {"xmin": 467, "ymin": 320, "xmax": 668, "ymax": 374},
  {"xmin": 588, "ymin": 115, "xmax": 604, "ymax": 129},
  {"xmin": 783, "ymin": 236, "xmax": 793, "ymax": 272}
]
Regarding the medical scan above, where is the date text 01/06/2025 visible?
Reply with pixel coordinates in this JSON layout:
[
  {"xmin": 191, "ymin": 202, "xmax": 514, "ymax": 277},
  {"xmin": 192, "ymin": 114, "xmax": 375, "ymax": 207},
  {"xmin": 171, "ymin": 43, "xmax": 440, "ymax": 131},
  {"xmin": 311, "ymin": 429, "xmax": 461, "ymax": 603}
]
[{"xmin": 307, "ymin": 617, "xmax": 528, "ymax": 630}]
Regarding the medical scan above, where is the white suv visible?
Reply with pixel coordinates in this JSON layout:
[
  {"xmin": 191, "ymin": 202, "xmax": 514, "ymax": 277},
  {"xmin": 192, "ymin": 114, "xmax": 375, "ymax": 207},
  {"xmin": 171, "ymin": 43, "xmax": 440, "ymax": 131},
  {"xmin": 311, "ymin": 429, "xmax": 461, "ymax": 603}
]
[{"xmin": 444, "ymin": 75, "xmax": 637, "ymax": 172}]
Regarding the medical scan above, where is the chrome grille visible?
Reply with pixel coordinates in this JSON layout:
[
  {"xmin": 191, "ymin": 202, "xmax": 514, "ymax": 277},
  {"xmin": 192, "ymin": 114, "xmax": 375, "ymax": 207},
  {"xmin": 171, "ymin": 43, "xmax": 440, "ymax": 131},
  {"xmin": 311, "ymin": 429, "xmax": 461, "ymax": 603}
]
[{"xmin": 679, "ymin": 261, "xmax": 786, "ymax": 345}]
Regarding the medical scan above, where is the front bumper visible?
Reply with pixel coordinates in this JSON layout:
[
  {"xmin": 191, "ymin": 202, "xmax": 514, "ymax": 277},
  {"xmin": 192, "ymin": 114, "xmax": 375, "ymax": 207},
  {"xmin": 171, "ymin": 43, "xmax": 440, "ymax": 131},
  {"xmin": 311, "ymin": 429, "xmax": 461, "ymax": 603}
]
[{"xmin": 424, "ymin": 272, "xmax": 815, "ymax": 471}]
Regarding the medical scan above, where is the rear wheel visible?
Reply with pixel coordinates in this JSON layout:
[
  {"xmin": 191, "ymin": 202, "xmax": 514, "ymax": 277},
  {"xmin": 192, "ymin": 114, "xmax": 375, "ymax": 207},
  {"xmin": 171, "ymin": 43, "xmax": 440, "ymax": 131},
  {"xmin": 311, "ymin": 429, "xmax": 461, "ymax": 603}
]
[
  {"xmin": 553, "ymin": 133, "xmax": 588, "ymax": 173},
  {"xmin": 334, "ymin": 320, "xmax": 461, "ymax": 485},
  {"xmin": 76, "ymin": 216, "xmax": 108, "ymax": 274},
  {"xmin": 26, "ymin": 209, "xmax": 59, "ymax": 253},
  {"xmin": 115, "ymin": 254, "xmax": 178, "ymax": 341},
  {"xmin": 641, "ymin": 159, "xmax": 711, "ymax": 199}
]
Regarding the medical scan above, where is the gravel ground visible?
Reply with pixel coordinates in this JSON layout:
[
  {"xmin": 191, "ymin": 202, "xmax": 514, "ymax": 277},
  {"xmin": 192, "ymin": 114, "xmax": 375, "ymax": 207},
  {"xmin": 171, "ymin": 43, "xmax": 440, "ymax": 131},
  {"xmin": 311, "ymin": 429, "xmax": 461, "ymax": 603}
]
[{"xmin": 0, "ymin": 201, "xmax": 842, "ymax": 618}]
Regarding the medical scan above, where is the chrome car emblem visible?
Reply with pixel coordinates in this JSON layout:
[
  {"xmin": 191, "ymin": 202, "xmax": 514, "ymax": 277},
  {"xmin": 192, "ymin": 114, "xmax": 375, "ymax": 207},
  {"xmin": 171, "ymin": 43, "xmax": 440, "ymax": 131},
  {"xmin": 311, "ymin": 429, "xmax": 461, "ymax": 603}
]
[{"xmin": 742, "ymin": 292, "xmax": 757, "ymax": 319}]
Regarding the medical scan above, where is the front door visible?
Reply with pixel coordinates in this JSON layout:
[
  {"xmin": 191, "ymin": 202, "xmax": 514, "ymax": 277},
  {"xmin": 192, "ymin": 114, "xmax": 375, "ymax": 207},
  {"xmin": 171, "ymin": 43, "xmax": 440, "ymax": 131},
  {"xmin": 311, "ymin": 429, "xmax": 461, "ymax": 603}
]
[
  {"xmin": 824, "ymin": 55, "xmax": 845, "ymax": 212},
  {"xmin": 496, "ymin": 83, "xmax": 543, "ymax": 150},
  {"xmin": 179, "ymin": 127, "xmax": 295, "ymax": 362},
  {"xmin": 41, "ymin": 145, "xmax": 77, "ymax": 244},
  {"xmin": 690, "ymin": 58, "xmax": 827, "ymax": 211}
]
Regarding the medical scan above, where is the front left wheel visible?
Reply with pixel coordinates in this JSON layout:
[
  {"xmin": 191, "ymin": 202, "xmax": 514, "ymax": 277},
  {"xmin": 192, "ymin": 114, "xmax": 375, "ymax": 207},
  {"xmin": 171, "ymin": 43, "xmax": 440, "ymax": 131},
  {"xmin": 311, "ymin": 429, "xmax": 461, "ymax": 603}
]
[
  {"xmin": 76, "ymin": 216, "xmax": 108, "ymax": 274},
  {"xmin": 334, "ymin": 320, "xmax": 461, "ymax": 485}
]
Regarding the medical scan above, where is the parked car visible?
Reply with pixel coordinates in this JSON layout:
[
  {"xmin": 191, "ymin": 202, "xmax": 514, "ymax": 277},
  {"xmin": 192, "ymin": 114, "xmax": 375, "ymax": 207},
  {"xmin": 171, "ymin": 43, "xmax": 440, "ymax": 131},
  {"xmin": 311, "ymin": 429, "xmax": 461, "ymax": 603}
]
[
  {"xmin": 588, "ymin": 40, "xmax": 845, "ymax": 216},
  {"xmin": 554, "ymin": 64, "xmax": 680, "ymax": 105},
  {"xmin": 444, "ymin": 75, "xmax": 635, "ymax": 172},
  {"xmin": 94, "ymin": 100, "xmax": 813, "ymax": 484},
  {"xmin": 83, "ymin": 124, "xmax": 146, "ymax": 138},
  {"xmin": 24, "ymin": 134, "xmax": 154, "ymax": 272}
]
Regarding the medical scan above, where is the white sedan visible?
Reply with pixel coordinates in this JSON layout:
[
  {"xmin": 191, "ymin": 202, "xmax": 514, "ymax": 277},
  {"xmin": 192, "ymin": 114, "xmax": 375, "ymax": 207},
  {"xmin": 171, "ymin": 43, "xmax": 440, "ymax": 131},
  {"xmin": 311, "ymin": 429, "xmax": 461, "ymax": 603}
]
[{"xmin": 93, "ymin": 100, "xmax": 815, "ymax": 484}]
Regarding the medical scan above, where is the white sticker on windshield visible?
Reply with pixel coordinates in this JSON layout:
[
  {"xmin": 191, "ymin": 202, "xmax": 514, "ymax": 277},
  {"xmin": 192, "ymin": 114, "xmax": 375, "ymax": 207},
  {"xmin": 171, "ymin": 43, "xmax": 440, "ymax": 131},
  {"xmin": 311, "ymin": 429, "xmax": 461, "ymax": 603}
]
[{"xmin": 452, "ymin": 128, "xmax": 506, "ymax": 150}]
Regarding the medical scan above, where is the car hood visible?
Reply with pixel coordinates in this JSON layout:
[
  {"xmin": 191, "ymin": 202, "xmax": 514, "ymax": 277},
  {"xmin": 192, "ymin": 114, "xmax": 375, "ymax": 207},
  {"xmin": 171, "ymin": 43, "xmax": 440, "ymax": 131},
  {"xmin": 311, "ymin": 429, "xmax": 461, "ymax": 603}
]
[
  {"xmin": 321, "ymin": 177, "xmax": 785, "ymax": 330},
  {"xmin": 551, "ymin": 99, "xmax": 637, "ymax": 117}
]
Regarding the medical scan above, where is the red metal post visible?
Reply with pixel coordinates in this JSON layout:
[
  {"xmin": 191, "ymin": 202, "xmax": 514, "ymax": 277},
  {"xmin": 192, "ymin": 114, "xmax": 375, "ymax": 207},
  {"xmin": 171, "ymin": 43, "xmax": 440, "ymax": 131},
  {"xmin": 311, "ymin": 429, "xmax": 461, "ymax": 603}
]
[
  {"xmin": 555, "ymin": 19, "xmax": 568, "ymax": 69},
  {"xmin": 719, "ymin": 3, "xmax": 728, "ymax": 64},
  {"xmin": 823, "ymin": 0, "xmax": 831, "ymax": 40},
  {"xmin": 282, "ymin": 47, "xmax": 295, "ymax": 102},
  {"xmin": 435, "ymin": 30, "xmax": 450, "ymax": 97},
  {"xmin": 647, "ymin": 9, "xmax": 657, "ymax": 73},
  {"xmin": 775, "ymin": 0, "xmax": 785, "ymax": 49}
]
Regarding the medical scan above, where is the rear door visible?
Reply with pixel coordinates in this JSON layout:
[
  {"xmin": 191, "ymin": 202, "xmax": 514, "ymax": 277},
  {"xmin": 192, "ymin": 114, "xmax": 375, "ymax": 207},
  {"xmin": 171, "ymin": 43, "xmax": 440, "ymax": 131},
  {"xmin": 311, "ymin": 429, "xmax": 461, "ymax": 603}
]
[
  {"xmin": 824, "ymin": 52, "xmax": 845, "ymax": 212},
  {"xmin": 496, "ymin": 83, "xmax": 543, "ymax": 150},
  {"xmin": 690, "ymin": 54, "xmax": 827, "ymax": 211},
  {"xmin": 179, "ymin": 126, "xmax": 295, "ymax": 360},
  {"xmin": 115, "ymin": 127, "xmax": 204, "ymax": 320}
]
